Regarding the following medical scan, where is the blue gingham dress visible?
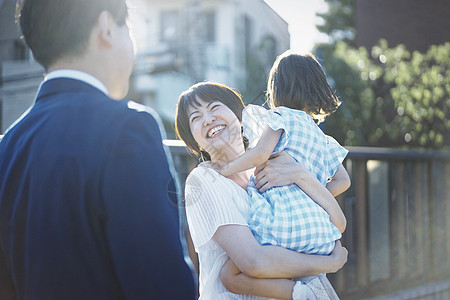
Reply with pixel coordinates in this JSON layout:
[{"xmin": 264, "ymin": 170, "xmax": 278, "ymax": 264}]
[{"xmin": 243, "ymin": 105, "xmax": 348, "ymax": 255}]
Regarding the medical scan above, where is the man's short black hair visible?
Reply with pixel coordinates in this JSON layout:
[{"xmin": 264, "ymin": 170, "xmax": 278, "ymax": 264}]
[{"xmin": 16, "ymin": 0, "xmax": 128, "ymax": 70}]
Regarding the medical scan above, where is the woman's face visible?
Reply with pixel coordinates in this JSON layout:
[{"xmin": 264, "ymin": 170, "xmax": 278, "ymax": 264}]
[{"xmin": 187, "ymin": 98, "xmax": 243, "ymax": 160}]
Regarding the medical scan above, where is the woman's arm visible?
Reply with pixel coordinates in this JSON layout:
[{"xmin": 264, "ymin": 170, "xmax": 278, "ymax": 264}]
[
  {"xmin": 219, "ymin": 126, "xmax": 282, "ymax": 177},
  {"xmin": 213, "ymin": 224, "xmax": 347, "ymax": 279},
  {"xmin": 326, "ymin": 164, "xmax": 351, "ymax": 197},
  {"xmin": 254, "ymin": 152, "xmax": 347, "ymax": 233},
  {"xmin": 220, "ymin": 259, "xmax": 294, "ymax": 300}
]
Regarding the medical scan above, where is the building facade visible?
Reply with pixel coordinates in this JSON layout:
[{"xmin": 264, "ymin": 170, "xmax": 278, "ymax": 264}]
[{"xmin": 129, "ymin": 0, "xmax": 289, "ymax": 127}]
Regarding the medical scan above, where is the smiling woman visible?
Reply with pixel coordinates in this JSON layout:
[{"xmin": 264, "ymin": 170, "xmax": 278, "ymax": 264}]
[
  {"xmin": 176, "ymin": 82, "xmax": 247, "ymax": 162},
  {"xmin": 174, "ymin": 81, "xmax": 348, "ymax": 300}
]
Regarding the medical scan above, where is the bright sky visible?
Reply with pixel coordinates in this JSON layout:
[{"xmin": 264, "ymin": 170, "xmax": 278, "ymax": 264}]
[{"xmin": 263, "ymin": 0, "xmax": 329, "ymax": 52}]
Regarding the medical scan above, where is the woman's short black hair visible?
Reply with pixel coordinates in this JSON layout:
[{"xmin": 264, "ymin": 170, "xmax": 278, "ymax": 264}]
[
  {"xmin": 175, "ymin": 82, "xmax": 247, "ymax": 161},
  {"xmin": 267, "ymin": 51, "xmax": 341, "ymax": 119},
  {"xmin": 16, "ymin": 0, "xmax": 128, "ymax": 70}
]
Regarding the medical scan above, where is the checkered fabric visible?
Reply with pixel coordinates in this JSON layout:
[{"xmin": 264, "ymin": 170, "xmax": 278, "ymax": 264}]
[{"xmin": 242, "ymin": 105, "xmax": 348, "ymax": 254}]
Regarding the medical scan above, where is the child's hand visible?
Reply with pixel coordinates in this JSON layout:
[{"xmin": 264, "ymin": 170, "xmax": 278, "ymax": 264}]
[{"xmin": 199, "ymin": 161, "xmax": 221, "ymax": 172}]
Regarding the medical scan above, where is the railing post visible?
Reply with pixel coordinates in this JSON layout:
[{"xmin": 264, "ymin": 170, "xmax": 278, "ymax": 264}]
[
  {"xmin": 429, "ymin": 159, "xmax": 450, "ymax": 277},
  {"xmin": 412, "ymin": 161, "xmax": 430, "ymax": 279},
  {"xmin": 355, "ymin": 158, "xmax": 369, "ymax": 287},
  {"xmin": 390, "ymin": 161, "xmax": 408, "ymax": 280}
]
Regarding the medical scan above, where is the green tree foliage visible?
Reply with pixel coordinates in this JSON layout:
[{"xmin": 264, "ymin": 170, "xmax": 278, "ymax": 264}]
[
  {"xmin": 315, "ymin": 1, "xmax": 449, "ymax": 149},
  {"xmin": 389, "ymin": 43, "xmax": 450, "ymax": 148},
  {"xmin": 320, "ymin": 41, "xmax": 450, "ymax": 149},
  {"xmin": 316, "ymin": 0, "xmax": 356, "ymax": 46}
]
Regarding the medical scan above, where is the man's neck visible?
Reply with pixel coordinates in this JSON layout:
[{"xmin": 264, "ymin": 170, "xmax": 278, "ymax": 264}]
[
  {"xmin": 44, "ymin": 69, "xmax": 109, "ymax": 96},
  {"xmin": 48, "ymin": 60, "xmax": 102, "ymax": 83}
]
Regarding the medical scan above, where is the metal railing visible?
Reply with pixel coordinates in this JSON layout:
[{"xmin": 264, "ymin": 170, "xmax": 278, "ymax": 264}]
[{"xmin": 167, "ymin": 142, "xmax": 450, "ymax": 299}]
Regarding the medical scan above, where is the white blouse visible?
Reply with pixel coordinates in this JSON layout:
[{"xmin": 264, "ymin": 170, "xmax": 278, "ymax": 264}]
[{"xmin": 185, "ymin": 167, "xmax": 273, "ymax": 300}]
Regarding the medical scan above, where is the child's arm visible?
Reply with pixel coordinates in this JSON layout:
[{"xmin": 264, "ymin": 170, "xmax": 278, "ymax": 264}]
[
  {"xmin": 296, "ymin": 169, "xmax": 347, "ymax": 233},
  {"xmin": 219, "ymin": 125, "xmax": 283, "ymax": 177},
  {"xmin": 220, "ymin": 259, "xmax": 294, "ymax": 300},
  {"xmin": 326, "ymin": 164, "xmax": 351, "ymax": 197}
]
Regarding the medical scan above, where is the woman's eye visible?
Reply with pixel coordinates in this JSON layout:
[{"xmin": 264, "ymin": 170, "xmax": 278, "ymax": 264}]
[
  {"xmin": 211, "ymin": 104, "xmax": 220, "ymax": 111},
  {"xmin": 190, "ymin": 116, "xmax": 199, "ymax": 123}
]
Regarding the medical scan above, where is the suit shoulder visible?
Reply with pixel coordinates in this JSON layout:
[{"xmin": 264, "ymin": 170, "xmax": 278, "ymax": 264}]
[
  {"xmin": 108, "ymin": 101, "xmax": 159, "ymax": 121},
  {"xmin": 126, "ymin": 101, "xmax": 161, "ymax": 121},
  {"xmin": 101, "ymin": 100, "xmax": 160, "ymax": 128}
]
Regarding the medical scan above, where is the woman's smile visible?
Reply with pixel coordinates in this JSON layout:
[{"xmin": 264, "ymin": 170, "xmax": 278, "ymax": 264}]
[{"xmin": 207, "ymin": 125, "xmax": 226, "ymax": 138}]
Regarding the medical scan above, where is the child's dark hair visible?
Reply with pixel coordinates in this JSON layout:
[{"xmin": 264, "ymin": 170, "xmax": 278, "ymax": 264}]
[{"xmin": 267, "ymin": 50, "xmax": 340, "ymax": 120}]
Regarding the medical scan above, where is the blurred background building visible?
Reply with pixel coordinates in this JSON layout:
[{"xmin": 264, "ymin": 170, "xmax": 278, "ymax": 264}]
[
  {"xmin": 128, "ymin": 0, "xmax": 289, "ymax": 136},
  {"xmin": 0, "ymin": 0, "xmax": 289, "ymax": 135},
  {"xmin": 0, "ymin": 0, "xmax": 43, "ymax": 133}
]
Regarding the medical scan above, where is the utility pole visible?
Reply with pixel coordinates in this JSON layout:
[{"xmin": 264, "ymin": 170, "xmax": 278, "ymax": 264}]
[{"xmin": 185, "ymin": 0, "xmax": 205, "ymax": 81}]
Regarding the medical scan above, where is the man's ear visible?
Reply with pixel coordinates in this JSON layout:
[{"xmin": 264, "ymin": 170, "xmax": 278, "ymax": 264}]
[{"xmin": 96, "ymin": 11, "xmax": 114, "ymax": 47}]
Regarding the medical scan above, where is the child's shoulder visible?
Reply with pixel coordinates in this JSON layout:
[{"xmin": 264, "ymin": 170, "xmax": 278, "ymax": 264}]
[
  {"xmin": 243, "ymin": 105, "xmax": 307, "ymax": 118},
  {"xmin": 274, "ymin": 106, "xmax": 309, "ymax": 119},
  {"xmin": 244, "ymin": 104, "xmax": 269, "ymax": 116}
]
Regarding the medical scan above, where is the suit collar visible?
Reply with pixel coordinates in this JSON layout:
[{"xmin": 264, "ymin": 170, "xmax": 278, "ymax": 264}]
[
  {"xmin": 44, "ymin": 70, "xmax": 109, "ymax": 96},
  {"xmin": 36, "ymin": 78, "xmax": 110, "ymax": 102}
]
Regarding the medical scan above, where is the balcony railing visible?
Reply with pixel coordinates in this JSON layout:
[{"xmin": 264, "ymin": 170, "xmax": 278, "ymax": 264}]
[
  {"xmin": 329, "ymin": 147, "xmax": 450, "ymax": 299},
  {"xmin": 167, "ymin": 142, "xmax": 450, "ymax": 299}
]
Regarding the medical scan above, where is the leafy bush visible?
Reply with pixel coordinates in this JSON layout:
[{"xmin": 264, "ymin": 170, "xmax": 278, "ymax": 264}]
[{"xmin": 318, "ymin": 41, "xmax": 450, "ymax": 149}]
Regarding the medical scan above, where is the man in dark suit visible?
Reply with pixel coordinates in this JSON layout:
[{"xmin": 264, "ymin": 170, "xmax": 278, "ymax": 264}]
[{"xmin": 0, "ymin": 0, "xmax": 195, "ymax": 299}]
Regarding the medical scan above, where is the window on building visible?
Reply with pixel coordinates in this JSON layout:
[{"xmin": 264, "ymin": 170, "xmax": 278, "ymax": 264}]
[
  {"xmin": 160, "ymin": 10, "xmax": 179, "ymax": 43},
  {"xmin": 244, "ymin": 15, "xmax": 253, "ymax": 56},
  {"xmin": 261, "ymin": 35, "xmax": 277, "ymax": 64},
  {"xmin": 14, "ymin": 39, "xmax": 29, "ymax": 61},
  {"xmin": 204, "ymin": 11, "xmax": 216, "ymax": 43}
]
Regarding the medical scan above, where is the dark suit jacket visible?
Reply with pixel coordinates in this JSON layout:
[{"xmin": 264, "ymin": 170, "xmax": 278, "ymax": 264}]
[{"xmin": 0, "ymin": 78, "xmax": 195, "ymax": 299}]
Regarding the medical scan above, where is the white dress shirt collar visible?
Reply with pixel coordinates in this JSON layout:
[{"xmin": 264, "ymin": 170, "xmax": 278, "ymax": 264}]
[{"xmin": 44, "ymin": 69, "xmax": 109, "ymax": 96}]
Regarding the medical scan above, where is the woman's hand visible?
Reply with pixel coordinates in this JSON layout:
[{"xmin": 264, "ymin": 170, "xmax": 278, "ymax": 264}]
[
  {"xmin": 254, "ymin": 152, "xmax": 309, "ymax": 193},
  {"xmin": 327, "ymin": 240, "xmax": 348, "ymax": 273}
]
